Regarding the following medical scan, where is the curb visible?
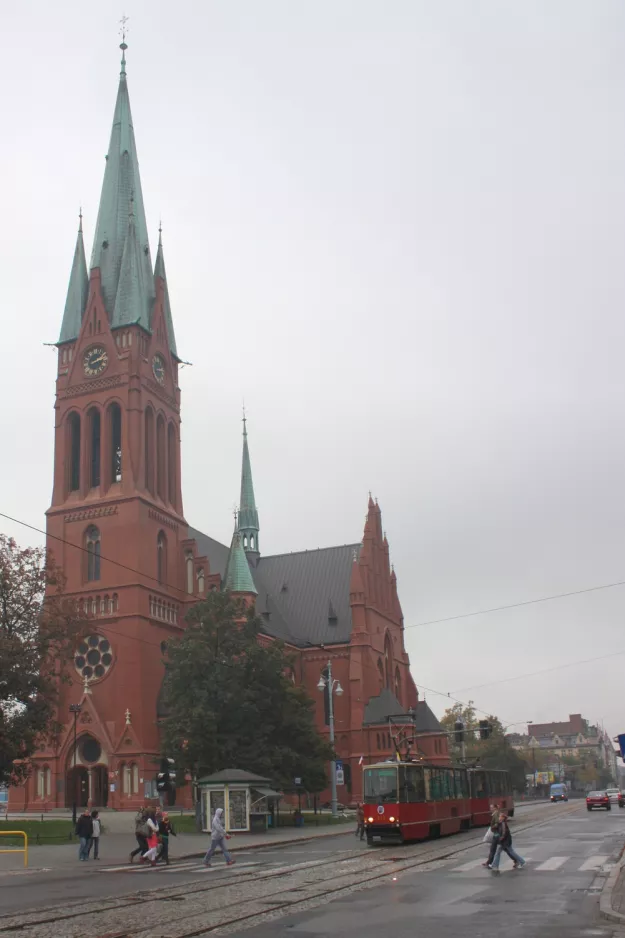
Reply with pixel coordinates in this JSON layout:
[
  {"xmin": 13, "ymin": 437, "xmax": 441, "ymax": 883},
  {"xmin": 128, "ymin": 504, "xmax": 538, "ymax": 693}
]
[
  {"xmin": 179, "ymin": 825, "xmax": 350, "ymax": 861},
  {"xmin": 599, "ymin": 847, "xmax": 625, "ymax": 925}
]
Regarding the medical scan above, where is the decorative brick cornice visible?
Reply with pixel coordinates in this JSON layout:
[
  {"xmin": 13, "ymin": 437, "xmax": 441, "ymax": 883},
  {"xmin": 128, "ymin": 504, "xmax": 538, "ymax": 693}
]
[
  {"xmin": 64, "ymin": 506, "xmax": 119, "ymax": 523},
  {"xmin": 148, "ymin": 508, "xmax": 178, "ymax": 531},
  {"xmin": 62, "ymin": 375, "xmax": 127, "ymax": 398},
  {"xmin": 145, "ymin": 378, "xmax": 179, "ymax": 412}
]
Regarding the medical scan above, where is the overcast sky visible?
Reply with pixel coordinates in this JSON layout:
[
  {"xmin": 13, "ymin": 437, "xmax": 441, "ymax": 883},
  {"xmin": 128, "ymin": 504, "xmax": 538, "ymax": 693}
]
[{"xmin": 2, "ymin": 1, "xmax": 625, "ymax": 739}]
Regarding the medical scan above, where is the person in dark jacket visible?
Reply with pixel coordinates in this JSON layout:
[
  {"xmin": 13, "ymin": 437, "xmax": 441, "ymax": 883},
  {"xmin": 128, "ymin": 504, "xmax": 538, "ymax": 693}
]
[
  {"xmin": 75, "ymin": 809, "xmax": 93, "ymax": 861},
  {"xmin": 129, "ymin": 809, "xmax": 150, "ymax": 863},
  {"xmin": 491, "ymin": 813, "xmax": 526, "ymax": 873},
  {"xmin": 356, "ymin": 804, "xmax": 365, "ymax": 841},
  {"xmin": 156, "ymin": 813, "xmax": 176, "ymax": 865}
]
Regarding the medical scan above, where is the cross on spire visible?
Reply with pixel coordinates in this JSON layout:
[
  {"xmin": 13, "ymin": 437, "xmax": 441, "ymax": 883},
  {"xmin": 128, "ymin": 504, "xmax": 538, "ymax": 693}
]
[{"xmin": 119, "ymin": 15, "xmax": 129, "ymax": 75}]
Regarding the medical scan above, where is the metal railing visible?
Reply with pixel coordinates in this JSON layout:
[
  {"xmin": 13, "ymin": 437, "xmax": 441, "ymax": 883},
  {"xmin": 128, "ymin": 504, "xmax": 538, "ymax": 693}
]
[{"xmin": 0, "ymin": 831, "xmax": 28, "ymax": 868}]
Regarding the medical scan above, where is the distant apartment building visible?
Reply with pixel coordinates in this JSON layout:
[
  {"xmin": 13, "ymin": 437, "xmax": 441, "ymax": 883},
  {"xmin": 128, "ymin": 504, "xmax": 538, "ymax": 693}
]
[{"xmin": 506, "ymin": 713, "xmax": 618, "ymax": 785}]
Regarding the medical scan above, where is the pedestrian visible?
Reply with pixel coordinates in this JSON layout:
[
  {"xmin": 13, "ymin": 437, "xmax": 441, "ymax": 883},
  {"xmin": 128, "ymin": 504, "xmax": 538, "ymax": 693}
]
[
  {"xmin": 143, "ymin": 810, "xmax": 161, "ymax": 867},
  {"xmin": 89, "ymin": 810, "xmax": 101, "ymax": 860},
  {"xmin": 75, "ymin": 808, "xmax": 93, "ymax": 861},
  {"xmin": 356, "ymin": 803, "xmax": 365, "ymax": 841},
  {"xmin": 483, "ymin": 803, "xmax": 502, "ymax": 869},
  {"xmin": 203, "ymin": 808, "xmax": 236, "ymax": 867},
  {"xmin": 156, "ymin": 812, "xmax": 176, "ymax": 865},
  {"xmin": 129, "ymin": 808, "xmax": 150, "ymax": 863},
  {"xmin": 490, "ymin": 812, "xmax": 526, "ymax": 873}
]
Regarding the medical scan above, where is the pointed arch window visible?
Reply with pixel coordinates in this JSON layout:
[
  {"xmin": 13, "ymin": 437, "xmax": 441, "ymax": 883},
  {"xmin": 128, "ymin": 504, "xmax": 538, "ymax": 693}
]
[
  {"xmin": 145, "ymin": 408, "xmax": 154, "ymax": 494},
  {"xmin": 68, "ymin": 412, "xmax": 81, "ymax": 493},
  {"xmin": 167, "ymin": 422, "xmax": 176, "ymax": 506},
  {"xmin": 156, "ymin": 415, "xmax": 166, "ymax": 500},
  {"xmin": 377, "ymin": 658, "xmax": 384, "ymax": 689},
  {"xmin": 384, "ymin": 634, "xmax": 392, "ymax": 689},
  {"xmin": 88, "ymin": 408, "xmax": 101, "ymax": 488},
  {"xmin": 157, "ymin": 531, "xmax": 167, "ymax": 585},
  {"xmin": 394, "ymin": 667, "xmax": 401, "ymax": 703},
  {"xmin": 85, "ymin": 526, "xmax": 101, "ymax": 581},
  {"xmin": 109, "ymin": 403, "xmax": 122, "ymax": 483}
]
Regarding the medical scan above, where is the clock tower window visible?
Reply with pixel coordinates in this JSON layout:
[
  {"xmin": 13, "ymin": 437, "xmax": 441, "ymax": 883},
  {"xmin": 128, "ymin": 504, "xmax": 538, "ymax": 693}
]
[
  {"xmin": 156, "ymin": 415, "xmax": 166, "ymax": 500},
  {"xmin": 68, "ymin": 412, "xmax": 81, "ymax": 494},
  {"xmin": 85, "ymin": 526, "xmax": 101, "ymax": 582},
  {"xmin": 88, "ymin": 408, "xmax": 101, "ymax": 488},
  {"xmin": 167, "ymin": 422, "xmax": 176, "ymax": 506},
  {"xmin": 145, "ymin": 407, "xmax": 155, "ymax": 494},
  {"xmin": 108, "ymin": 404, "xmax": 122, "ymax": 484},
  {"xmin": 157, "ymin": 531, "xmax": 167, "ymax": 584}
]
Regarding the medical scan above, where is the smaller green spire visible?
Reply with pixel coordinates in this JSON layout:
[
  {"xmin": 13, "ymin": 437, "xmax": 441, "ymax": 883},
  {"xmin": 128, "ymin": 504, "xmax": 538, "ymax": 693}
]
[
  {"xmin": 224, "ymin": 530, "xmax": 257, "ymax": 595},
  {"xmin": 238, "ymin": 411, "xmax": 260, "ymax": 554},
  {"xmin": 58, "ymin": 211, "xmax": 89, "ymax": 344},
  {"xmin": 153, "ymin": 225, "xmax": 179, "ymax": 358},
  {"xmin": 113, "ymin": 194, "xmax": 152, "ymax": 327}
]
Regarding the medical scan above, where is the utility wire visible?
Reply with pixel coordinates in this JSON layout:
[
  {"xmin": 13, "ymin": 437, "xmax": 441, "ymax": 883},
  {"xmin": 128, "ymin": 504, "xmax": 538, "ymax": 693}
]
[{"xmin": 2, "ymin": 508, "xmax": 624, "ymax": 703}]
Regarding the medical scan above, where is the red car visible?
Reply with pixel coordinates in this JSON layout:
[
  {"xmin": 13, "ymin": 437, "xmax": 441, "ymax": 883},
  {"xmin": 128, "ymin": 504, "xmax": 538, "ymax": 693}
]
[{"xmin": 586, "ymin": 790, "xmax": 611, "ymax": 811}]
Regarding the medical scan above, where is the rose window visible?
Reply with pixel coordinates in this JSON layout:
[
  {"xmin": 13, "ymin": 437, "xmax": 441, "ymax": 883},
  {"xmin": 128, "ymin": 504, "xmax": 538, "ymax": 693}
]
[{"xmin": 74, "ymin": 634, "xmax": 113, "ymax": 682}]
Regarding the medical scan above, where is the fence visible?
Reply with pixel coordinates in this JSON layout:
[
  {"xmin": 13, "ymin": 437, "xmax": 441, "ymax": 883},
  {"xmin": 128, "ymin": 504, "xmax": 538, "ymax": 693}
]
[{"xmin": 0, "ymin": 831, "xmax": 28, "ymax": 868}]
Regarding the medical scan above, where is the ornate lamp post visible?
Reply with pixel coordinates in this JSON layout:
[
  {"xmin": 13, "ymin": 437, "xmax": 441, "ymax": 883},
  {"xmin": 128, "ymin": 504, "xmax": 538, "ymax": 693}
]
[
  {"xmin": 317, "ymin": 660, "xmax": 343, "ymax": 819},
  {"xmin": 69, "ymin": 703, "xmax": 82, "ymax": 824}
]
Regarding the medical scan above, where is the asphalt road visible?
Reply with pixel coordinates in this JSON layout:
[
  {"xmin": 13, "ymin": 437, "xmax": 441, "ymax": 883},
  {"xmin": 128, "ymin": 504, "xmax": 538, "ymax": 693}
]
[
  {"xmin": 0, "ymin": 802, "xmax": 621, "ymax": 937},
  {"xmin": 236, "ymin": 803, "xmax": 625, "ymax": 938}
]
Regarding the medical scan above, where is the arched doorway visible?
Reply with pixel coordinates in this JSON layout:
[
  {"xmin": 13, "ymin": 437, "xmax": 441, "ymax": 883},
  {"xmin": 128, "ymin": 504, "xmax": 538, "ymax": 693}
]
[
  {"xmin": 65, "ymin": 734, "xmax": 109, "ymax": 808},
  {"xmin": 66, "ymin": 766, "xmax": 89, "ymax": 809}
]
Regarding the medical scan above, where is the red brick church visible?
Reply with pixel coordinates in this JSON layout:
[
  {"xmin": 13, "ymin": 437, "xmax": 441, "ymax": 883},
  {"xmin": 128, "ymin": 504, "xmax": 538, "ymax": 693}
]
[{"xmin": 9, "ymin": 45, "xmax": 448, "ymax": 812}]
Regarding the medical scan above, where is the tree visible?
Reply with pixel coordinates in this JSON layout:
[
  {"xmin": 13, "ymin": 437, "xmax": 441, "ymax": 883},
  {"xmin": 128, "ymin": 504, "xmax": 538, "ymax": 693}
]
[
  {"xmin": 440, "ymin": 702, "xmax": 528, "ymax": 791},
  {"xmin": 0, "ymin": 535, "xmax": 84, "ymax": 786},
  {"xmin": 160, "ymin": 591, "xmax": 334, "ymax": 793}
]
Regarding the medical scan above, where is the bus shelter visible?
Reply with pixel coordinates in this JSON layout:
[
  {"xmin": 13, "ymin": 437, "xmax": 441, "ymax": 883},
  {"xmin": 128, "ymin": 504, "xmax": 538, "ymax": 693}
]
[{"xmin": 197, "ymin": 768, "xmax": 281, "ymax": 833}]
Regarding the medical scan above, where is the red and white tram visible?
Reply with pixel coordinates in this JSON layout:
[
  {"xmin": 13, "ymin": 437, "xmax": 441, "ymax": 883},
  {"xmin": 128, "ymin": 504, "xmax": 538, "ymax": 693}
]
[{"xmin": 363, "ymin": 761, "xmax": 513, "ymax": 845}]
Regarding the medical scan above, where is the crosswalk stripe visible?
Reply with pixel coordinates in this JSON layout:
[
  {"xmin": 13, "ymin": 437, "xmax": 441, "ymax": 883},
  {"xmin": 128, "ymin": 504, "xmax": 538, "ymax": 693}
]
[
  {"xmin": 98, "ymin": 860, "xmax": 261, "ymax": 874},
  {"xmin": 579, "ymin": 855, "xmax": 609, "ymax": 871},
  {"xmin": 451, "ymin": 858, "xmax": 489, "ymax": 872},
  {"xmin": 535, "ymin": 857, "xmax": 568, "ymax": 871}
]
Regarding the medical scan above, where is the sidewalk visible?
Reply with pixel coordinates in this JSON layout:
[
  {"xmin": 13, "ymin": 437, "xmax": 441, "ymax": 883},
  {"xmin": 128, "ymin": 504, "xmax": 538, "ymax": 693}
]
[
  {"xmin": 0, "ymin": 823, "xmax": 352, "ymax": 873},
  {"xmin": 600, "ymin": 851, "xmax": 625, "ymax": 925}
]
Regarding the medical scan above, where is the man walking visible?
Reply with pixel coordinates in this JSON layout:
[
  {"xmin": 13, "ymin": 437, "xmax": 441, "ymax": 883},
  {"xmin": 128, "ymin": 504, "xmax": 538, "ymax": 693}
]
[
  {"xmin": 491, "ymin": 812, "xmax": 526, "ymax": 873},
  {"xmin": 203, "ymin": 808, "xmax": 236, "ymax": 867},
  {"xmin": 75, "ymin": 809, "xmax": 93, "ymax": 861}
]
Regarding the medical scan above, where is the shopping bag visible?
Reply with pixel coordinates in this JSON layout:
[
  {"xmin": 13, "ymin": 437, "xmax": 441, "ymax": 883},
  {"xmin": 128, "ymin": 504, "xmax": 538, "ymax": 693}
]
[{"xmin": 483, "ymin": 828, "xmax": 494, "ymax": 844}]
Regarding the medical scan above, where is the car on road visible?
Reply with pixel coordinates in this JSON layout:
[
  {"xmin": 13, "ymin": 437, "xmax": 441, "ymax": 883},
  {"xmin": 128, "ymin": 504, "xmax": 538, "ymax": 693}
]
[
  {"xmin": 606, "ymin": 788, "xmax": 620, "ymax": 804},
  {"xmin": 550, "ymin": 783, "xmax": 568, "ymax": 802},
  {"xmin": 586, "ymin": 790, "xmax": 611, "ymax": 811}
]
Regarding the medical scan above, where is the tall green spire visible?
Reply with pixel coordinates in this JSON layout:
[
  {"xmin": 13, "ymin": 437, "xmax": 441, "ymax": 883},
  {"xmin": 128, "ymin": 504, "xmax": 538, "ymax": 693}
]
[
  {"xmin": 153, "ymin": 228, "xmax": 179, "ymax": 358},
  {"xmin": 224, "ymin": 530, "xmax": 257, "ymax": 595},
  {"xmin": 238, "ymin": 413, "xmax": 259, "ymax": 555},
  {"xmin": 89, "ymin": 40, "xmax": 155, "ymax": 337},
  {"xmin": 58, "ymin": 212, "xmax": 89, "ymax": 343}
]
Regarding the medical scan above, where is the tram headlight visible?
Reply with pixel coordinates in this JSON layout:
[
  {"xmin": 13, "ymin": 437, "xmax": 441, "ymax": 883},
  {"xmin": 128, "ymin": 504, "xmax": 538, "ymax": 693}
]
[
  {"xmin": 368, "ymin": 817, "xmax": 374, "ymax": 823},
  {"xmin": 389, "ymin": 816, "xmax": 395, "ymax": 822}
]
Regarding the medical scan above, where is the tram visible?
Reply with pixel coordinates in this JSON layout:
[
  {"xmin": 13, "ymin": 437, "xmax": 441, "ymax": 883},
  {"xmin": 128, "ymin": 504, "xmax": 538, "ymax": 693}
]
[{"xmin": 363, "ymin": 760, "xmax": 513, "ymax": 845}]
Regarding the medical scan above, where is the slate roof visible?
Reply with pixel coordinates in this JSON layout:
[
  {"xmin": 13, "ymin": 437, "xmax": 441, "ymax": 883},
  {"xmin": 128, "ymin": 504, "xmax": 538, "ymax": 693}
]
[
  {"xmin": 197, "ymin": 768, "xmax": 271, "ymax": 785},
  {"xmin": 188, "ymin": 524, "xmax": 360, "ymax": 648},
  {"xmin": 363, "ymin": 690, "xmax": 443, "ymax": 733}
]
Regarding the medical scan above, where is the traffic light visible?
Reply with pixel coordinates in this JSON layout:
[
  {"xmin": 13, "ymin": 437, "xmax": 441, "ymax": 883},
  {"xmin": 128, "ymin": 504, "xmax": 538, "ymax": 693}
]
[
  {"xmin": 156, "ymin": 757, "xmax": 176, "ymax": 793},
  {"xmin": 479, "ymin": 720, "xmax": 492, "ymax": 740},
  {"xmin": 454, "ymin": 720, "xmax": 465, "ymax": 744}
]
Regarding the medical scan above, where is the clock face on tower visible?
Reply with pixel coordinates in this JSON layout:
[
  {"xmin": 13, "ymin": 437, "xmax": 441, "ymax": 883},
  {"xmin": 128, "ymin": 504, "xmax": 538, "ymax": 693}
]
[
  {"xmin": 152, "ymin": 354, "xmax": 166, "ymax": 385},
  {"xmin": 83, "ymin": 345, "xmax": 108, "ymax": 377}
]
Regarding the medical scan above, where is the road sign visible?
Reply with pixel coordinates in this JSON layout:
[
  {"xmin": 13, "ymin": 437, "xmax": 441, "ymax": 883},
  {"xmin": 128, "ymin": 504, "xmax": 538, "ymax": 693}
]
[
  {"xmin": 618, "ymin": 735, "xmax": 625, "ymax": 760},
  {"xmin": 294, "ymin": 777, "xmax": 302, "ymax": 786},
  {"xmin": 336, "ymin": 769, "xmax": 345, "ymax": 786},
  {"xmin": 335, "ymin": 760, "xmax": 343, "ymax": 770}
]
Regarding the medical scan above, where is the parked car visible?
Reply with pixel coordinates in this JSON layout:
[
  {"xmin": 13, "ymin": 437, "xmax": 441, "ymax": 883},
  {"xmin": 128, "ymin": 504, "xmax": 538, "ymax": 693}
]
[
  {"xmin": 606, "ymin": 788, "xmax": 620, "ymax": 804},
  {"xmin": 586, "ymin": 790, "xmax": 611, "ymax": 811}
]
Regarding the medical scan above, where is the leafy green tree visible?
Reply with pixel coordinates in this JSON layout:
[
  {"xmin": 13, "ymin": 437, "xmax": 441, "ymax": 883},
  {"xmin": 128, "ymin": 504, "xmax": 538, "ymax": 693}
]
[
  {"xmin": 440, "ymin": 702, "xmax": 527, "ymax": 790},
  {"xmin": 160, "ymin": 591, "xmax": 334, "ymax": 793},
  {"xmin": 0, "ymin": 535, "xmax": 84, "ymax": 786}
]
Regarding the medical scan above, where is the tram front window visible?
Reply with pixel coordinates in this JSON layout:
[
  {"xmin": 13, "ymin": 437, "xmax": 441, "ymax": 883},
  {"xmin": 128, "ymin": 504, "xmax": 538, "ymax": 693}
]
[{"xmin": 364, "ymin": 767, "xmax": 398, "ymax": 803}]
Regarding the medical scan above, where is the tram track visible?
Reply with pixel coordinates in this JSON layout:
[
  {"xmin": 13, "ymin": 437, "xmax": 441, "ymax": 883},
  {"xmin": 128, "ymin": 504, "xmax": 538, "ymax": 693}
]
[{"xmin": 0, "ymin": 802, "xmax": 581, "ymax": 938}]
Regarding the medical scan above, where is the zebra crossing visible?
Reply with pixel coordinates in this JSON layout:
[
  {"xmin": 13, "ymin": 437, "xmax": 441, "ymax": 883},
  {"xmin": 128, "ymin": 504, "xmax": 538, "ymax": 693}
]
[{"xmin": 449, "ymin": 854, "xmax": 611, "ymax": 874}]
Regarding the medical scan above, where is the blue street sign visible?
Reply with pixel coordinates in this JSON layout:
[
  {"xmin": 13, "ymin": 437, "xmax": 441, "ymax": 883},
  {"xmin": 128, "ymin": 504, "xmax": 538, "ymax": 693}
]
[
  {"xmin": 335, "ymin": 760, "xmax": 343, "ymax": 770},
  {"xmin": 618, "ymin": 735, "xmax": 625, "ymax": 760}
]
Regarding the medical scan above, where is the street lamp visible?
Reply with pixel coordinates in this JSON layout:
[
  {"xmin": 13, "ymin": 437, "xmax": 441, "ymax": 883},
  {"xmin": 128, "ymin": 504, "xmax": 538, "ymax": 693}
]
[
  {"xmin": 69, "ymin": 703, "xmax": 82, "ymax": 824},
  {"xmin": 317, "ymin": 660, "xmax": 343, "ymax": 819}
]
